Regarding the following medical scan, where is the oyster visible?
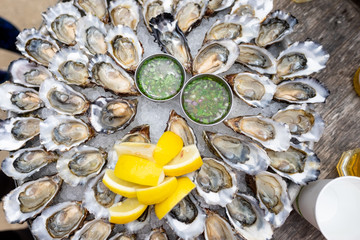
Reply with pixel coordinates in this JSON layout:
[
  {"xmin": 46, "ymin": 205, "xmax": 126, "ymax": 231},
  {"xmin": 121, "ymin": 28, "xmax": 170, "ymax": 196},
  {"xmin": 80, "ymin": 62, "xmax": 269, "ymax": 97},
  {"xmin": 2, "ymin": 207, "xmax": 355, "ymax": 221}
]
[
  {"xmin": 56, "ymin": 145, "xmax": 106, "ymax": 186},
  {"xmin": 150, "ymin": 13, "xmax": 192, "ymax": 72},
  {"xmin": 225, "ymin": 193, "xmax": 273, "ymax": 240},
  {"xmin": 266, "ymin": 143, "xmax": 320, "ymax": 185},
  {"xmin": 0, "ymin": 117, "xmax": 42, "ymax": 151},
  {"xmin": 276, "ymin": 41, "xmax": 329, "ymax": 80},
  {"xmin": 39, "ymin": 78, "xmax": 89, "ymax": 115},
  {"xmin": 106, "ymin": 25, "xmax": 143, "ymax": 71},
  {"xmin": 48, "ymin": 47, "xmax": 90, "ymax": 86},
  {"xmin": 31, "ymin": 201, "xmax": 87, "ymax": 239},
  {"xmin": 203, "ymin": 131, "xmax": 270, "ymax": 175},
  {"xmin": 40, "ymin": 115, "xmax": 93, "ymax": 151},
  {"xmin": 274, "ymin": 78, "xmax": 330, "ymax": 104},
  {"xmin": 194, "ymin": 158, "xmax": 237, "ymax": 207},
  {"xmin": 42, "ymin": 2, "xmax": 81, "ymax": 45},
  {"xmin": 206, "ymin": 0, "xmax": 235, "ymax": 15},
  {"xmin": 204, "ymin": 211, "xmax": 236, "ymax": 240},
  {"xmin": 166, "ymin": 194, "xmax": 206, "ymax": 240},
  {"xmin": 89, "ymin": 97, "xmax": 138, "ymax": 134},
  {"xmin": 224, "ymin": 116, "xmax": 291, "ymax": 151},
  {"xmin": 166, "ymin": 110, "xmax": 196, "ymax": 146},
  {"xmin": 193, "ymin": 40, "xmax": 239, "ymax": 75},
  {"xmin": 272, "ymin": 104, "xmax": 325, "ymax": 142},
  {"xmin": 253, "ymin": 171, "xmax": 292, "ymax": 228},
  {"xmin": 225, "ymin": 72, "xmax": 276, "ymax": 108},
  {"xmin": 109, "ymin": 0, "xmax": 140, "ymax": 30},
  {"xmin": 16, "ymin": 28, "xmax": 59, "ymax": 66},
  {"xmin": 1, "ymin": 146, "xmax": 58, "ymax": 180},
  {"xmin": 3, "ymin": 175, "xmax": 62, "ymax": 224},
  {"xmin": 236, "ymin": 44, "xmax": 276, "ymax": 74},
  {"xmin": 71, "ymin": 219, "xmax": 112, "ymax": 240},
  {"xmin": 76, "ymin": 15, "xmax": 108, "ymax": 55},
  {"xmin": 231, "ymin": 0, "xmax": 273, "ymax": 21},
  {"xmin": 121, "ymin": 124, "xmax": 151, "ymax": 143},
  {"xmin": 256, "ymin": 10, "xmax": 298, "ymax": 47},
  {"xmin": 74, "ymin": 0, "xmax": 109, "ymax": 22},
  {"xmin": 143, "ymin": 0, "xmax": 174, "ymax": 31},
  {"xmin": 126, "ymin": 206, "xmax": 151, "ymax": 232},
  {"xmin": 109, "ymin": 233, "xmax": 136, "ymax": 240},
  {"xmin": 145, "ymin": 228, "xmax": 168, "ymax": 240},
  {"xmin": 0, "ymin": 83, "xmax": 43, "ymax": 113},
  {"xmin": 9, "ymin": 58, "xmax": 52, "ymax": 87},
  {"xmin": 83, "ymin": 170, "xmax": 122, "ymax": 219},
  {"xmin": 89, "ymin": 54, "xmax": 138, "ymax": 95},
  {"xmin": 175, "ymin": 0, "xmax": 208, "ymax": 33},
  {"xmin": 203, "ymin": 15, "xmax": 260, "ymax": 44}
]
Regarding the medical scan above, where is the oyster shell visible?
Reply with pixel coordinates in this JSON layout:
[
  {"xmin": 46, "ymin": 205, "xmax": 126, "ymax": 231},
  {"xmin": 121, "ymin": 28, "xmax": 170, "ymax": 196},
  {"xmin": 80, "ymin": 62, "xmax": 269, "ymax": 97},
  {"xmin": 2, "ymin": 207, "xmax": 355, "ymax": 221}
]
[
  {"xmin": 109, "ymin": 233, "xmax": 136, "ymax": 240},
  {"xmin": 224, "ymin": 116, "xmax": 291, "ymax": 151},
  {"xmin": 48, "ymin": 47, "xmax": 90, "ymax": 86},
  {"xmin": 121, "ymin": 124, "xmax": 151, "ymax": 143},
  {"xmin": 31, "ymin": 201, "xmax": 87, "ymax": 239},
  {"xmin": 204, "ymin": 15, "xmax": 260, "ymax": 44},
  {"xmin": 225, "ymin": 72, "xmax": 276, "ymax": 108},
  {"xmin": 204, "ymin": 211, "xmax": 236, "ymax": 240},
  {"xmin": 74, "ymin": 0, "xmax": 109, "ymax": 22},
  {"xmin": 42, "ymin": 2, "xmax": 81, "ymax": 45},
  {"xmin": 150, "ymin": 13, "xmax": 192, "ymax": 72},
  {"xmin": 71, "ymin": 219, "xmax": 112, "ymax": 240},
  {"xmin": 266, "ymin": 143, "xmax": 320, "ymax": 185},
  {"xmin": 1, "ymin": 146, "xmax": 58, "ymax": 180},
  {"xmin": 89, "ymin": 97, "xmax": 138, "ymax": 134},
  {"xmin": 175, "ymin": 0, "xmax": 208, "ymax": 33},
  {"xmin": 203, "ymin": 131, "xmax": 270, "ymax": 175},
  {"xmin": 206, "ymin": 0, "xmax": 235, "ymax": 15},
  {"xmin": 3, "ymin": 175, "xmax": 62, "ymax": 224},
  {"xmin": 145, "ymin": 228, "xmax": 168, "ymax": 240},
  {"xmin": 125, "ymin": 206, "xmax": 151, "ymax": 232},
  {"xmin": 89, "ymin": 54, "xmax": 138, "ymax": 95},
  {"xmin": 166, "ymin": 194, "xmax": 206, "ymax": 240},
  {"xmin": 0, "ymin": 117, "xmax": 42, "ymax": 151},
  {"xmin": 16, "ymin": 28, "xmax": 59, "ymax": 66},
  {"xmin": 194, "ymin": 158, "xmax": 237, "ymax": 206},
  {"xmin": 236, "ymin": 44, "xmax": 276, "ymax": 74},
  {"xmin": 9, "ymin": 58, "xmax": 52, "ymax": 87},
  {"xmin": 0, "ymin": 83, "xmax": 43, "ymax": 113},
  {"xmin": 253, "ymin": 171, "xmax": 292, "ymax": 228},
  {"xmin": 39, "ymin": 78, "xmax": 89, "ymax": 115},
  {"xmin": 75, "ymin": 15, "xmax": 108, "ymax": 55},
  {"xmin": 56, "ymin": 145, "xmax": 106, "ymax": 186},
  {"xmin": 274, "ymin": 78, "xmax": 330, "ymax": 104},
  {"xmin": 109, "ymin": 0, "xmax": 140, "ymax": 30},
  {"xmin": 272, "ymin": 104, "xmax": 325, "ymax": 142},
  {"xmin": 142, "ymin": 0, "xmax": 174, "ymax": 31},
  {"xmin": 231, "ymin": 0, "xmax": 273, "ymax": 21},
  {"xmin": 256, "ymin": 10, "xmax": 298, "ymax": 47},
  {"xmin": 276, "ymin": 41, "xmax": 329, "ymax": 80},
  {"xmin": 106, "ymin": 25, "xmax": 143, "ymax": 71},
  {"xmin": 193, "ymin": 40, "xmax": 239, "ymax": 75},
  {"xmin": 226, "ymin": 193, "xmax": 273, "ymax": 240},
  {"xmin": 166, "ymin": 110, "xmax": 196, "ymax": 146},
  {"xmin": 40, "ymin": 115, "xmax": 93, "ymax": 151},
  {"xmin": 83, "ymin": 170, "xmax": 122, "ymax": 219}
]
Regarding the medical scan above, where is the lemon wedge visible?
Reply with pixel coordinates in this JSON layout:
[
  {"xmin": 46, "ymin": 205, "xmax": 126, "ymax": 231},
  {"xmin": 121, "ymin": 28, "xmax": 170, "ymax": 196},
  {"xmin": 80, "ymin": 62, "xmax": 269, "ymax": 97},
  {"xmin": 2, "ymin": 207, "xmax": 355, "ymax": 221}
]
[
  {"xmin": 102, "ymin": 169, "xmax": 147, "ymax": 198},
  {"xmin": 114, "ymin": 155, "xmax": 164, "ymax": 186},
  {"xmin": 153, "ymin": 131, "xmax": 183, "ymax": 166},
  {"xmin": 114, "ymin": 142, "xmax": 156, "ymax": 162},
  {"xmin": 163, "ymin": 145, "xmax": 203, "ymax": 176},
  {"xmin": 154, "ymin": 177, "xmax": 195, "ymax": 220},
  {"xmin": 136, "ymin": 177, "xmax": 178, "ymax": 205},
  {"xmin": 109, "ymin": 198, "xmax": 147, "ymax": 224}
]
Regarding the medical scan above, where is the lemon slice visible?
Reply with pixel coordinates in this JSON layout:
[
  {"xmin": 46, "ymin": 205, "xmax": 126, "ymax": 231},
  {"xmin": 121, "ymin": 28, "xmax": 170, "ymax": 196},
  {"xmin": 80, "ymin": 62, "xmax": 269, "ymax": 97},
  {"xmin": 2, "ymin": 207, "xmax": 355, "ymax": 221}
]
[
  {"xmin": 109, "ymin": 198, "xmax": 148, "ymax": 224},
  {"xmin": 136, "ymin": 177, "xmax": 178, "ymax": 205},
  {"xmin": 114, "ymin": 155, "xmax": 164, "ymax": 186},
  {"xmin": 163, "ymin": 145, "xmax": 203, "ymax": 176},
  {"xmin": 114, "ymin": 142, "xmax": 156, "ymax": 162},
  {"xmin": 153, "ymin": 131, "xmax": 183, "ymax": 166},
  {"xmin": 102, "ymin": 169, "xmax": 147, "ymax": 198},
  {"xmin": 154, "ymin": 177, "xmax": 195, "ymax": 220}
]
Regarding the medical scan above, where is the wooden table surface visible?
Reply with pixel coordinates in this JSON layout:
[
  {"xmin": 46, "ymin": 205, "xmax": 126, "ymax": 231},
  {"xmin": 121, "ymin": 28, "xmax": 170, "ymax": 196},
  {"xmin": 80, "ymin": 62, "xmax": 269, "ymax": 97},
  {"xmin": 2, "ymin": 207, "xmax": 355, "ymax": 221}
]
[{"xmin": 273, "ymin": 0, "xmax": 360, "ymax": 239}]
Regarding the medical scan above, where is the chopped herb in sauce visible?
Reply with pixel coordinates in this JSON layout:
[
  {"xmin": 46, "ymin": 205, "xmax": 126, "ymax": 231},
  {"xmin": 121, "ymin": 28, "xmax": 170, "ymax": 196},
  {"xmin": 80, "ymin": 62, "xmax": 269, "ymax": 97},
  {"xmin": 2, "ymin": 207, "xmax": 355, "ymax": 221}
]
[{"xmin": 136, "ymin": 56, "xmax": 184, "ymax": 100}]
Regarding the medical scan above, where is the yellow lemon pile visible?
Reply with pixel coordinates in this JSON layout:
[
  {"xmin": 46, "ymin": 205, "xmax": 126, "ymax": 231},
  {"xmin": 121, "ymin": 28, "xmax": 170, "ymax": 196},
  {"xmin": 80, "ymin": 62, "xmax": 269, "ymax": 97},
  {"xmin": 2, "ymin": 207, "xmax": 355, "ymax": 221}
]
[{"xmin": 103, "ymin": 131, "xmax": 203, "ymax": 224}]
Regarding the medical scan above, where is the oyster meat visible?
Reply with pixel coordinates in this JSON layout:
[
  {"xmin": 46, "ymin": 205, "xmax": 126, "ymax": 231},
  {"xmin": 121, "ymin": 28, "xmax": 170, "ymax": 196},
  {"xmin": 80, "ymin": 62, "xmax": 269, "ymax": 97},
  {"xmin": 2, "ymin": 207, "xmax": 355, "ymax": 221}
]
[
  {"xmin": 109, "ymin": 0, "xmax": 140, "ymax": 30},
  {"xmin": 145, "ymin": 228, "xmax": 168, "ymax": 240},
  {"xmin": 142, "ymin": 0, "xmax": 174, "ymax": 31},
  {"xmin": 3, "ymin": 175, "xmax": 62, "ymax": 224},
  {"xmin": 72, "ymin": 219, "xmax": 112, "ymax": 240},
  {"xmin": 175, "ymin": 0, "xmax": 208, "ymax": 33},
  {"xmin": 166, "ymin": 110, "xmax": 196, "ymax": 146},
  {"xmin": 231, "ymin": 0, "xmax": 273, "ymax": 21},
  {"xmin": 121, "ymin": 124, "xmax": 151, "ymax": 143},
  {"xmin": 1, "ymin": 146, "xmax": 58, "ymax": 180},
  {"xmin": 206, "ymin": 0, "xmax": 235, "ymax": 15},
  {"xmin": 74, "ymin": 0, "xmax": 108, "ymax": 22},
  {"xmin": 204, "ymin": 211, "xmax": 236, "ymax": 240}
]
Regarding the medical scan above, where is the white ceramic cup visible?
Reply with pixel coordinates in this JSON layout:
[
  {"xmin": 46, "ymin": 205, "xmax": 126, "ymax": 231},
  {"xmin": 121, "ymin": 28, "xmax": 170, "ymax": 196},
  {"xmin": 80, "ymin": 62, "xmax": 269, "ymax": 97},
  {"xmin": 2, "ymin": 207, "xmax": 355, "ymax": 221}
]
[{"xmin": 293, "ymin": 176, "xmax": 360, "ymax": 240}]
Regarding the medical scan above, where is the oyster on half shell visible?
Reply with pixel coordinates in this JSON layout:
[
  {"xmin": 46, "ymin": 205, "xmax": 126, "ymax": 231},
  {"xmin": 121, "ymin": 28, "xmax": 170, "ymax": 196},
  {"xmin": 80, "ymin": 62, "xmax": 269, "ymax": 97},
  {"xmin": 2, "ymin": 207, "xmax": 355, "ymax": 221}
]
[
  {"xmin": 74, "ymin": 0, "xmax": 108, "ymax": 22},
  {"xmin": 121, "ymin": 124, "xmax": 151, "ymax": 143},
  {"xmin": 71, "ymin": 219, "xmax": 112, "ymax": 240},
  {"xmin": 175, "ymin": 0, "xmax": 208, "ymax": 33},
  {"xmin": 109, "ymin": 0, "xmax": 140, "ymax": 30},
  {"xmin": 206, "ymin": 0, "xmax": 235, "ymax": 15},
  {"xmin": 142, "ymin": 0, "xmax": 174, "ymax": 31},
  {"xmin": 231, "ymin": 0, "xmax": 273, "ymax": 21},
  {"xmin": 204, "ymin": 211, "xmax": 236, "ymax": 240},
  {"xmin": 166, "ymin": 110, "xmax": 196, "ymax": 146}
]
